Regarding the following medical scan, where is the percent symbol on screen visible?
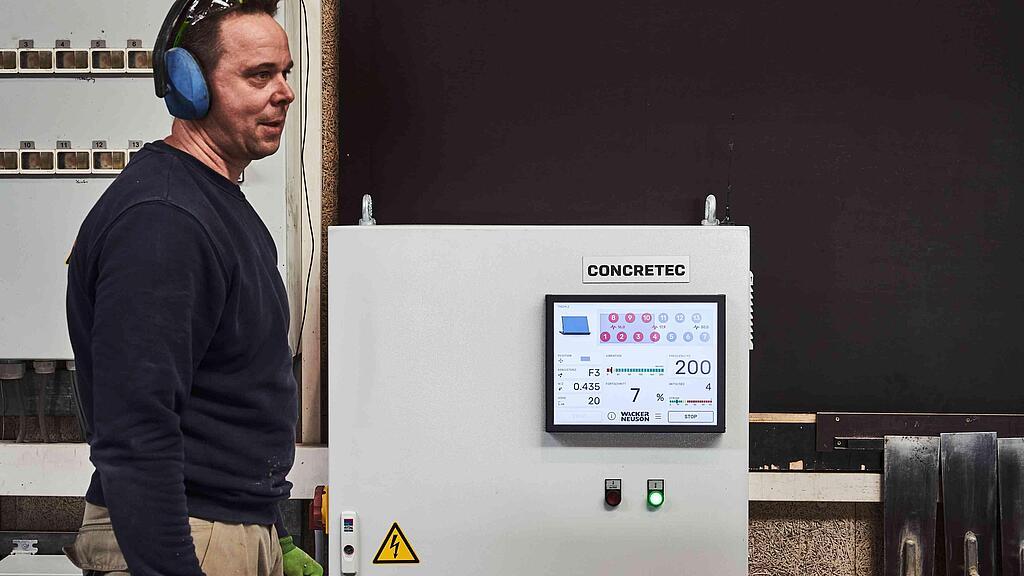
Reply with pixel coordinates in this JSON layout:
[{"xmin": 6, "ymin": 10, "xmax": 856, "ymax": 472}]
[{"xmin": 656, "ymin": 394, "xmax": 665, "ymax": 401}]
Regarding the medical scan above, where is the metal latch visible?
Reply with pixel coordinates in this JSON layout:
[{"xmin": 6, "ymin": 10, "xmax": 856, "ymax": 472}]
[
  {"xmin": 11, "ymin": 539, "xmax": 38, "ymax": 555},
  {"xmin": 834, "ymin": 436, "xmax": 884, "ymax": 451},
  {"xmin": 964, "ymin": 531, "xmax": 980, "ymax": 576},
  {"xmin": 901, "ymin": 539, "xmax": 919, "ymax": 576}
]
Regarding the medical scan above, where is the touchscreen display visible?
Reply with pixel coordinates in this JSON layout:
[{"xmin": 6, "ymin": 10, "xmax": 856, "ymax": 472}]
[{"xmin": 546, "ymin": 295, "xmax": 725, "ymax": 433}]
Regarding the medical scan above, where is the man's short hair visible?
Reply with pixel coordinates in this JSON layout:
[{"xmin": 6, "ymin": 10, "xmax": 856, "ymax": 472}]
[{"xmin": 179, "ymin": 0, "xmax": 281, "ymax": 76}]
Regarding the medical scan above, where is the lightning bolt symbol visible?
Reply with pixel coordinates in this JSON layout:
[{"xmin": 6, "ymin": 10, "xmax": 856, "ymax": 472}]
[{"xmin": 390, "ymin": 534, "xmax": 400, "ymax": 559}]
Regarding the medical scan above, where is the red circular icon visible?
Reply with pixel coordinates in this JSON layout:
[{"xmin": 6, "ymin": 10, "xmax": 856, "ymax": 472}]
[
  {"xmin": 633, "ymin": 331, "xmax": 644, "ymax": 342},
  {"xmin": 650, "ymin": 331, "xmax": 661, "ymax": 342},
  {"xmin": 608, "ymin": 313, "xmax": 619, "ymax": 323},
  {"xmin": 600, "ymin": 332, "xmax": 611, "ymax": 342},
  {"xmin": 625, "ymin": 313, "xmax": 636, "ymax": 323},
  {"xmin": 616, "ymin": 332, "xmax": 628, "ymax": 342},
  {"xmin": 605, "ymin": 489, "xmax": 622, "ymax": 507},
  {"xmin": 642, "ymin": 313, "xmax": 652, "ymax": 323}
]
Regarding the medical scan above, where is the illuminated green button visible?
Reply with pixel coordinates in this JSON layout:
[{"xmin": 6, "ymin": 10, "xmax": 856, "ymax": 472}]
[
  {"xmin": 647, "ymin": 490, "xmax": 664, "ymax": 507},
  {"xmin": 647, "ymin": 479, "xmax": 665, "ymax": 508}
]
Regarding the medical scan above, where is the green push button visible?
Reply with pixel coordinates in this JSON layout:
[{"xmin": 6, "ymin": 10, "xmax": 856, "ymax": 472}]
[
  {"xmin": 647, "ymin": 490, "xmax": 664, "ymax": 507},
  {"xmin": 647, "ymin": 479, "xmax": 665, "ymax": 508}
]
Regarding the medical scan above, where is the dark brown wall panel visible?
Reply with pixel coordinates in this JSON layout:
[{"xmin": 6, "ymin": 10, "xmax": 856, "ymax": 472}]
[{"xmin": 339, "ymin": 0, "xmax": 1024, "ymax": 412}]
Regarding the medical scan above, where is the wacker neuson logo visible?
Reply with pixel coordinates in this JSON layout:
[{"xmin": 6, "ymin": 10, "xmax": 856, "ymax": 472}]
[
  {"xmin": 620, "ymin": 411, "xmax": 651, "ymax": 422},
  {"xmin": 583, "ymin": 256, "xmax": 690, "ymax": 284}
]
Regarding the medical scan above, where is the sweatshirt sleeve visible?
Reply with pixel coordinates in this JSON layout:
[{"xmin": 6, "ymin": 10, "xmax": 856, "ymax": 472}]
[{"xmin": 88, "ymin": 201, "xmax": 227, "ymax": 575}]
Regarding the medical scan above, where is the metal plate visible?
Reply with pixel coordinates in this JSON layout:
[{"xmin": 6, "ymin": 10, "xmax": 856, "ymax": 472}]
[
  {"xmin": 751, "ymin": 422, "xmax": 882, "ymax": 471},
  {"xmin": 883, "ymin": 436, "xmax": 939, "ymax": 576},
  {"xmin": 940, "ymin": 432, "xmax": 998, "ymax": 576},
  {"xmin": 999, "ymin": 438, "xmax": 1024, "ymax": 576},
  {"xmin": 817, "ymin": 413, "xmax": 1024, "ymax": 451}
]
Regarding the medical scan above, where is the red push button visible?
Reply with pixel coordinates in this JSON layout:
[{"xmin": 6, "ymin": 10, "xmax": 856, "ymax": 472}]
[
  {"xmin": 605, "ymin": 489, "xmax": 622, "ymax": 507},
  {"xmin": 604, "ymin": 478, "xmax": 622, "ymax": 508}
]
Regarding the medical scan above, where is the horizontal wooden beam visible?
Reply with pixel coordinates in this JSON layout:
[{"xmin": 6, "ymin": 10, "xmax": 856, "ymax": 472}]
[
  {"xmin": 0, "ymin": 442, "xmax": 326, "ymax": 499},
  {"xmin": 748, "ymin": 471, "xmax": 881, "ymax": 502},
  {"xmin": 749, "ymin": 412, "xmax": 816, "ymax": 424},
  {"xmin": 1, "ymin": 443, "xmax": 882, "ymax": 502}
]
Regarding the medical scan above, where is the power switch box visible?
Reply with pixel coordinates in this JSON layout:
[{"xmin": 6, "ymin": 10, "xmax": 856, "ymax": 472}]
[
  {"xmin": 54, "ymin": 39, "xmax": 88, "ymax": 72},
  {"xmin": 89, "ymin": 40, "xmax": 125, "ymax": 73},
  {"xmin": 341, "ymin": 511, "xmax": 359, "ymax": 575},
  {"xmin": 0, "ymin": 150, "xmax": 19, "ymax": 173},
  {"xmin": 18, "ymin": 39, "xmax": 53, "ymax": 72},
  {"xmin": 19, "ymin": 141, "xmax": 54, "ymax": 174},
  {"xmin": 126, "ymin": 39, "xmax": 152, "ymax": 72},
  {"xmin": 55, "ymin": 141, "xmax": 90, "ymax": 174},
  {"xmin": 0, "ymin": 50, "xmax": 17, "ymax": 73},
  {"xmin": 91, "ymin": 140, "xmax": 127, "ymax": 174}
]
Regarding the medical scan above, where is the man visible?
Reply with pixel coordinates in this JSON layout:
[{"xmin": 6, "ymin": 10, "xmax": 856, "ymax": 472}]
[{"xmin": 65, "ymin": 1, "xmax": 321, "ymax": 574}]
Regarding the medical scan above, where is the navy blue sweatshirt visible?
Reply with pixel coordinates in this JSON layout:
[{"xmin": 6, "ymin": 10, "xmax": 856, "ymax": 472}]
[{"xmin": 66, "ymin": 141, "xmax": 297, "ymax": 575}]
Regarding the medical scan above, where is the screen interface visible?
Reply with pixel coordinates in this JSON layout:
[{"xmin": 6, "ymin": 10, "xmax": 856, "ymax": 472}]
[{"xmin": 547, "ymin": 296, "xmax": 725, "ymax": 432}]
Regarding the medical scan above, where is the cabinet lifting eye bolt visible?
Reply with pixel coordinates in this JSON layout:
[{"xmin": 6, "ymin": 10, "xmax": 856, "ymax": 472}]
[
  {"xmin": 701, "ymin": 195, "xmax": 720, "ymax": 226},
  {"xmin": 359, "ymin": 194, "xmax": 376, "ymax": 226}
]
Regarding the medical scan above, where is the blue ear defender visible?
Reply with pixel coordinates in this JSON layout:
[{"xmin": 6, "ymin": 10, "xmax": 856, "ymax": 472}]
[
  {"xmin": 154, "ymin": 0, "xmax": 246, "ymax": 120},
  {"xmin": 164, "ymin": 48, "xmax": 210, "ymax": 120}
]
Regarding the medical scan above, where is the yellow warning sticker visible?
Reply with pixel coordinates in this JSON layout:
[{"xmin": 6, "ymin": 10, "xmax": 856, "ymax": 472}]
[{"xmin": 373, "ymin": 522, "xmax": 420, "ymax": 564}]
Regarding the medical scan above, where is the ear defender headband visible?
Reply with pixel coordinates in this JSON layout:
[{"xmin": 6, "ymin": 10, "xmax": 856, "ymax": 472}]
[{"xmin": 154, "ymin": 0, "xmax": 246, "ymax": 120}]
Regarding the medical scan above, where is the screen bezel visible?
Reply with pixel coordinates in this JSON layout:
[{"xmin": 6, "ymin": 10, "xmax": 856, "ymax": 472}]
[{"xmin": 545, "ymin": 294, "xmax": 726, "ymax": 433}]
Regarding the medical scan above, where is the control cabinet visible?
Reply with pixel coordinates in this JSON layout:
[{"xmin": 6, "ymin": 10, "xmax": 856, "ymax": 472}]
[{"xmin": 328, "ymin": 225, "xmax": 751, "ymax": 575}]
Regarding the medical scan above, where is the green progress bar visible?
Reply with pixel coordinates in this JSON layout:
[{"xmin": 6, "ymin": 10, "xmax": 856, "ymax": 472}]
[{"xmin": 615, "ymin": 368, "xmax": 665, "ymax": 374}]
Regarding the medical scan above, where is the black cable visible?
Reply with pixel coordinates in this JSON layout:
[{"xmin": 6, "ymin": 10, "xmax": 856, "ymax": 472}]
[
  {"xmin": 295, "ymin": 0, "xmax": 315, "ymax": 352},
  {"xmin": 1, "ymin": 379, "xmax": 6, "ymax": 440},
  {"xmin": 722, "ymin": 113, "xmax": 736, "ymax": 225},
  {"xmin": 724, "ymin": 141, "xmax": 733, "ymax": 223},
  {"xmin": 13, "ymin": 377, "xmax": 27, "ymax": 443},
  {"xmin": 70, "ymin": 369, "xmax": 89, "ymax": 440}
]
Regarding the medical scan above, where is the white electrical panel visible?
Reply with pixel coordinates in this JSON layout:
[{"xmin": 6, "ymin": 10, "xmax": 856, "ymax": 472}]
[
  {"xmin": 0, "ymin": 1, "xmax": 291, "ymax": 360},
  {"xmin": 329, "ymin": 225, "xmax": 751, "ymax": 575}
]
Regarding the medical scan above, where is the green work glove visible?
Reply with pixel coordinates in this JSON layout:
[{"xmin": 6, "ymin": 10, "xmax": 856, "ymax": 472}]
[{"xmin": 280, "ymin": 536, "xmax": 323, "ymax": 576}]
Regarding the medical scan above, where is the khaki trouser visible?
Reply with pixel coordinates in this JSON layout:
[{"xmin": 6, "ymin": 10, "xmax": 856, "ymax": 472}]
[{"xmin": 64, "ymin": 502, "xmax": 284, "ymax": 576}]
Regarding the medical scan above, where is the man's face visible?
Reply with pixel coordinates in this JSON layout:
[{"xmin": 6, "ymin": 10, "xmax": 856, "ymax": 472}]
[{"xmin": 201, "ymin": 13, "xmax": 294, "ymax": 162}]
